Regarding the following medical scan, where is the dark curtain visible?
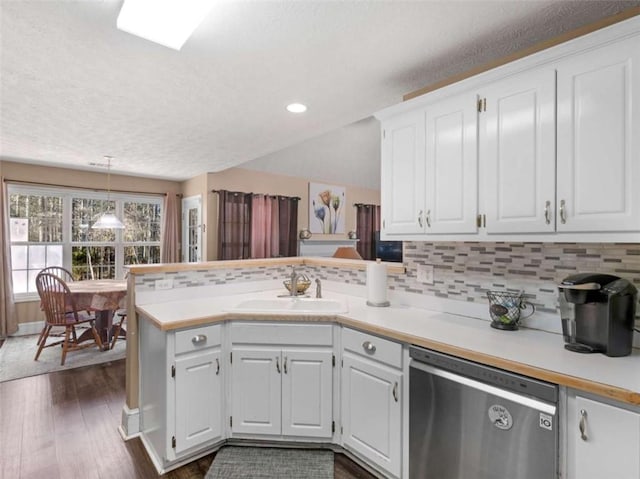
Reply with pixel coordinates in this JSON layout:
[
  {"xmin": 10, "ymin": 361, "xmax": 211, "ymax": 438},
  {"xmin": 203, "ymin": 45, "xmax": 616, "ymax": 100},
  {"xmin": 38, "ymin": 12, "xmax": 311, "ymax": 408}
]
[
  {"xmin": 217, "ymin": 190, "xmax": 252, "ymax": 260},
  {"xmin": 355, "ymin": 204, "xmax": 381, "ymax": 260},
  {"xmin": 278, "ymin": 196, "xmax": 299, "ymax": 257}
]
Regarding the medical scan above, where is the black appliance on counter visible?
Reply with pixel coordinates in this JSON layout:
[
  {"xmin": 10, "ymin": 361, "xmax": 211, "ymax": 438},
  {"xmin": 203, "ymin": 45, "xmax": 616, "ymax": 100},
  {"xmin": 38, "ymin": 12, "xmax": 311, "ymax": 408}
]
[
  {"xmin": 558, "ymin": 273, "xmax": 637, "ymax": 357},
  {"xmin": 374, "ymin": 231, "xmax": 402, "ymax": 263}
]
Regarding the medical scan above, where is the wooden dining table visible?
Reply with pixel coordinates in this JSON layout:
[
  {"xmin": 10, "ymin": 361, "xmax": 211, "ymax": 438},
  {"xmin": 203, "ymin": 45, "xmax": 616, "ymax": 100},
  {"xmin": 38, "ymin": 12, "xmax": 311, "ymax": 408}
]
[{"xmin": 67, "ymin": 279, "xmax": 127, "ymax": 350}]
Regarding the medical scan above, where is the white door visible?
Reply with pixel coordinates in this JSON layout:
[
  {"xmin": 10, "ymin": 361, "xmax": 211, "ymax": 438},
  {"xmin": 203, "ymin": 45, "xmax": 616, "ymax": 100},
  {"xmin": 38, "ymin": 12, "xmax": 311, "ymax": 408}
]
[
  {"xmin": 174, "ymin": 349, "xmax": 222, "ymax": 454},
  {"xmin": 425, "ymin": 91, "xmax": 478, "ymax": 234},
  {"xmin": 281, "ymin": 349, "xmax": 333, "ymax": 438},
  {"xmin": 341, "ymin": 354, "xmax": 402, "ymax": 478},
  {"xmin": 380, "ymin": 110, "xmax": 426, "ymax": 236},
  {"xmin": 182, "ymin": 195, "xmax": 202, "ymax": 262},
  {"xmin": 482, "ymin": 68, "xmax": 556, "ymax": 233},
  {"xmin": 230, "ymin": 347, "xmax": 281, "ymax": 436},
  {"xmin": 556, "ymin": 37, "xmax": 640, "ymax": 232},
  {"xmin": 568, "ymin": 395, "xmax": 640, "ymax": 479}
]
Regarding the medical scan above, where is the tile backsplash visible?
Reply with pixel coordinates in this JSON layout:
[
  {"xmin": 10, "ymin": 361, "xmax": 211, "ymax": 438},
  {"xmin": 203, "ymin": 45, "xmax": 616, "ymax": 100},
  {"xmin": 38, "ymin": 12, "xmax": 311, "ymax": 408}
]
[
  {"xmin": 400, "ymin": 242, "xmax": 640, "ymax": 317},
  {"xmin": 135, "ymin": 242, "xmax": 639, "ymax": 319}
]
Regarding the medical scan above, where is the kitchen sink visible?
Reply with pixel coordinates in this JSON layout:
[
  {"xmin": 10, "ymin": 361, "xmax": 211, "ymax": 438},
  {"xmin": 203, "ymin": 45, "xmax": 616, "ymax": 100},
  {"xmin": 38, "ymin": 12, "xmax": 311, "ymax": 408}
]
[{"xmin": 229, "ymin": 297, "xmax": 348, "ymax": 314}]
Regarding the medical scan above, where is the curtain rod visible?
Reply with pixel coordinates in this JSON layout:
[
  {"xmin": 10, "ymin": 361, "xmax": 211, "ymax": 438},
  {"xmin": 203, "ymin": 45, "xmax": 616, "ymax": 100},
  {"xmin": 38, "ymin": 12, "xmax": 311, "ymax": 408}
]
[
  {"xmin": 211, "ymin": 189, "xmax": 300, "ymax": 201},
  {"xmin": 3, "ymin": 178, "xmax": 175, "ymax": 197},
  {"xmin": 353, "ymin": 203, "xmax": 380, "ymax": 208}
]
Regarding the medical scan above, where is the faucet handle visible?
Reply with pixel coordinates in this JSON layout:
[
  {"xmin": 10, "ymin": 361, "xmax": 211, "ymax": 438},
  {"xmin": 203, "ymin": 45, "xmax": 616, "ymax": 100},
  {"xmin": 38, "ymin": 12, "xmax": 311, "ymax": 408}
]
[{"xmin": 315, "ymin": 278, "xmax": 322, "ymax": 299}]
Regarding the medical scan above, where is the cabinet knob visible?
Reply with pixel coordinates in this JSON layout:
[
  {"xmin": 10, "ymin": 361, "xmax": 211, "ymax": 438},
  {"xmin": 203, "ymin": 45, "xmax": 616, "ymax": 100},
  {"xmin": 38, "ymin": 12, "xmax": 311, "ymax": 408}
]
[
  {"xmin": 579, "ymin": 408, "xmax": 588, "ymax": 441},
  {"xmin": 276, "ymin": 356, "xmax": 281, "ymax": 374},
  {"xmin": 362, "ymin": 341, "xmax": 376, "ymax": 354},
  {"xmin": 192, "ymin": 334, "xmax": 207, "ymax": 345},
  {"xmin": 418, "ymin": 210, "xmax": 423, "ymax": 228},
  {"xmin": 215, "ymin": 358, "xmax": 220, "ymax": 375},
  {"xmin": 393, "ymin": 382, "xmax": 399, "ymax": 402},
  {"xmin": 425, "ymin": 209, "xmax": 431, "ymax": 228}
]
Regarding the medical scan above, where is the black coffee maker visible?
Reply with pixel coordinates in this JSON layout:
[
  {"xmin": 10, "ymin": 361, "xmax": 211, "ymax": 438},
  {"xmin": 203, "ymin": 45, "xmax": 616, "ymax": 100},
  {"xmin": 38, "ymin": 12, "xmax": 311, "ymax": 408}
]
[{"xmin": 558, "ymin": 273, "xmax": 637, "ymax": 357}]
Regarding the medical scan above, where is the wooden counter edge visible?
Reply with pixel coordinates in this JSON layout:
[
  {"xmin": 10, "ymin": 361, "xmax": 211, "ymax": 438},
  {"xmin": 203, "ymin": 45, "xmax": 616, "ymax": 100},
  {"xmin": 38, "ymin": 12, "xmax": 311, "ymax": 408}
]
[
  {"xmin": 134, "ymin": 309, "xmax": 640, "ymax": 406},
  {"xmin": 126, "ymin": 256, "xmax": 405, "ymax": 275}
]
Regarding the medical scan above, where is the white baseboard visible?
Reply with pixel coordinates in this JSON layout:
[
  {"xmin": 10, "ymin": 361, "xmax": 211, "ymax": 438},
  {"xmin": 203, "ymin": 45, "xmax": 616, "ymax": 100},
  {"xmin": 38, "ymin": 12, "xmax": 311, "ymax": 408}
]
[
  {"xmin": 120, "ymin": 405, "xmax": 140, "ymax": 439},
  {"xmin": 15, "ymin": 320, "xmax": 44, "ymax": 336}
]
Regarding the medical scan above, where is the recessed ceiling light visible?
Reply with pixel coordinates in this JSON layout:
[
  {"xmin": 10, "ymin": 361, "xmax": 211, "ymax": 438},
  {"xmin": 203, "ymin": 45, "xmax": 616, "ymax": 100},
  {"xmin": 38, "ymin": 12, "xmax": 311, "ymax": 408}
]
[
  {"xmin": 117, "ymin": 0, "xmax": 215, "ymax": 51},
  {"xmin": 286, "ymin": 103, "xmax": 308, "ymax": 113}
]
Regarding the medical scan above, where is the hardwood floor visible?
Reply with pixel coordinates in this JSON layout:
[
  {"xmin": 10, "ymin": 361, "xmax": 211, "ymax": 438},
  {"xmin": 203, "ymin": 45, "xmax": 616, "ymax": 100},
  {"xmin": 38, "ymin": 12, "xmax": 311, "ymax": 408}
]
[{"xmin": 0, "ymin": 359, "xmax": 377, "ymax": 479}]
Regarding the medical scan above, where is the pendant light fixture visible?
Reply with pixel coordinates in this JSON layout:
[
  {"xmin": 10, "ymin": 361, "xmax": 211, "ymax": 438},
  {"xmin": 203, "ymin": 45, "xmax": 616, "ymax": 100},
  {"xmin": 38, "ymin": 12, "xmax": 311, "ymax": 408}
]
[{"xmin": 92, "ymin": 156, "xmax": 125, "ymax": 229}]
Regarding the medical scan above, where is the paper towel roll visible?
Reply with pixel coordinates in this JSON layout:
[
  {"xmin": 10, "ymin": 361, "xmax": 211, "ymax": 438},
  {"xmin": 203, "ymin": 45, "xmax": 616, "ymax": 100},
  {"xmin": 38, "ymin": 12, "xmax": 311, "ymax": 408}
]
[{"xmin": 367, "ymin": 260, "xmax": 390, "ymax": 307}]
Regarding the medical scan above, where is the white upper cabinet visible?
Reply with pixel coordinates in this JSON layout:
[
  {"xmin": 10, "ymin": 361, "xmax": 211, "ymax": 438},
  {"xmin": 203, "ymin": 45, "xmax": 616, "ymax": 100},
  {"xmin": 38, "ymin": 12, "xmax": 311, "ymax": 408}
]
[
  {"xmin": 425, "ymin": 91, "xmax": 479, "ymax": 234},
  {"xmin": 381, "ymin": 110, "xmax": 426, "ymax": 235},
  {"xmin": 556, "ymin": 36, "xmax": 640, "ymax": 232},
  {"xmin": 481, "ymin": 68, "xmax": 556, "ymax": 233},
  {"xmin": 376, "ymin": 17, "xmax": 640, "ymax": 241}
]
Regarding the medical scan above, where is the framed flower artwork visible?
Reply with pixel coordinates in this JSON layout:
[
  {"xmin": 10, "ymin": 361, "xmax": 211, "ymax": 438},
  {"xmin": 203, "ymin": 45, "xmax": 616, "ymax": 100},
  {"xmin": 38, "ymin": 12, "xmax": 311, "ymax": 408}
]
[{"xmin": 309, "ymin": 182, "xmax": 346, "ymax": 234}]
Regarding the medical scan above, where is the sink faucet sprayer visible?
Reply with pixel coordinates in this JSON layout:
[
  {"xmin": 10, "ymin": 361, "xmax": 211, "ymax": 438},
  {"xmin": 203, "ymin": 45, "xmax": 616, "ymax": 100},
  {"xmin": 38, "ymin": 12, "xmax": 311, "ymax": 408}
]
[{"xmin": 315, "ymin": 278, "xmax": 322, "ymax": 298}]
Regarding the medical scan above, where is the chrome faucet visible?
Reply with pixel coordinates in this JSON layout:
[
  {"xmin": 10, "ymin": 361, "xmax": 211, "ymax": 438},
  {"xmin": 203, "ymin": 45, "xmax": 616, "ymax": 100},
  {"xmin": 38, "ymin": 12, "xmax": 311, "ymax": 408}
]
[
  {"xmin": 315, "ymin": 278, "xmax": 322, "ymax": 299},
  {"xmin": 289, "ymin": 267, "xmax": 299, "ymax": 297}
]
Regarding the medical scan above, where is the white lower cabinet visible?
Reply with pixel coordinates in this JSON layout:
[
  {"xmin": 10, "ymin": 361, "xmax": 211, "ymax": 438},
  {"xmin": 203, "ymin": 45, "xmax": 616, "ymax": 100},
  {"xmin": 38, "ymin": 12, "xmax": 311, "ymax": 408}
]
[
  {"xmin": 229, "ymin": 322, "xmax": 335, "ymax": 440},
  {"xmin": 341, "ymin": 328, "xmax": 404, "ymax": 478},
  {"xmin": 566, "ymin": 391, "xmax": 640, "ymax": 479},
  {"xmin": 139, "ymin": 319, "xmax": 224, "ymax": 473}
]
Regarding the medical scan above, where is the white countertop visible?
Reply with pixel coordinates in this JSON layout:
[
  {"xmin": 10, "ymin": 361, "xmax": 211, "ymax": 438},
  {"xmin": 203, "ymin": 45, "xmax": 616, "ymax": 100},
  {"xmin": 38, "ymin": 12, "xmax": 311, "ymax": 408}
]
[{"xmin": 136, "ymin": 287, "xmax": 640, "ymax": 406}]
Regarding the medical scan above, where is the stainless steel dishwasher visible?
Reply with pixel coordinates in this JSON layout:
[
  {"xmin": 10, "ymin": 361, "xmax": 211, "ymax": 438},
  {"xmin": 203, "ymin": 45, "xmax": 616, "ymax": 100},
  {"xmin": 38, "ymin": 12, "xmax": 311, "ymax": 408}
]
[{"xmin": 409, "ymin": 346, "xmax": 558, "ymax": 479}]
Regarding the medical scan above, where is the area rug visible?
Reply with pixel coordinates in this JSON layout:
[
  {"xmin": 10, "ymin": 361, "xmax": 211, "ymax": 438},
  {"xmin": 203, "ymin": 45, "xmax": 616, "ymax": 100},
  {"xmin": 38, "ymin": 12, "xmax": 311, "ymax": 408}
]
[
  {"xmin": 206, "ymin": 446, "xmax": 334, "ymax": 479},
  {"xmin": 0, "ymin": 333, "xmax": 126, "ymax": 382}
]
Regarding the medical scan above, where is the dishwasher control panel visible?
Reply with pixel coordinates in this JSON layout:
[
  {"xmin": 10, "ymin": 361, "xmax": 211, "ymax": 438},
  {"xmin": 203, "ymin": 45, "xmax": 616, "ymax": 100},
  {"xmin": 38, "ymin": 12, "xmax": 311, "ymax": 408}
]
[{"xmin": 410, "ymin": 346, "xmax": 558, "ymax": 403}]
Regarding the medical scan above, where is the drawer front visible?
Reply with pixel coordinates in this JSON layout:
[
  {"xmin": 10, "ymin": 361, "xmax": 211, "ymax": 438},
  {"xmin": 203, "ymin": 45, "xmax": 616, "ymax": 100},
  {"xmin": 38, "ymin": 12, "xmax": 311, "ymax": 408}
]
[
  {"xmin": 175, "ymin": 323, "xmax": 221, "ymax": 355},
  {"xmin": 230, "ymin": 322, "xmax": 333, "ymax": 346},
  {"xmin": 342, "ymin": 327, "xmax": 402, "ymax": 369}
]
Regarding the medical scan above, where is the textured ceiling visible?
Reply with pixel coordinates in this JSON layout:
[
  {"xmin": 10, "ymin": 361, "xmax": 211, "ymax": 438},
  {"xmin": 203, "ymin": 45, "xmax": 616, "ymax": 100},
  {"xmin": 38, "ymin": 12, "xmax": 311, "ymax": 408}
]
[{"xmin": 1, "ymin": 1, "xmax": 638, "ymax": 189}]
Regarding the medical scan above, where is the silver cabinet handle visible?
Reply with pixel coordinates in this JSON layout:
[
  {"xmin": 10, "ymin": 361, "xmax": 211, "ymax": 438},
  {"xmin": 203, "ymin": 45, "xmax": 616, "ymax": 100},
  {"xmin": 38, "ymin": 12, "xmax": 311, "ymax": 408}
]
[
  {"xmin": 192, "ymin": 334, "xmax": 207, "ymax": 344},
  {"xmin": 418, "ymin": 210, "xmax": 423, "ymax": 228},
  {"xmin": 216, "ymin": 358, "xmax": 220, "ymax": 375},
  {"xmin": 425, "ymin": 209, "xmax": 431, "ymax": 228},
  {"xmin": 579, "ymin": 409, "xmax": 588, "ymax": 441},
  {"xmin": 560, "ymin": 199, "xmax": 567, "ymax": 224},
  {"xmin": 393, "ymin": 382, "xmax": 398, "ymax": 402},
  {"xmin": 362, "ymin": 341, "xmax": 376, "ymax": 354},
  {"xmin": 544, "ymin": 200, "xmax": 551, "ymax": 225},
  {"xmin": 284, "ymin": 356, "xmax": 288, "ymax": 374},
  {"xmin": 276, "ymin": 356, "xmax": 281, "ymax": 374}
]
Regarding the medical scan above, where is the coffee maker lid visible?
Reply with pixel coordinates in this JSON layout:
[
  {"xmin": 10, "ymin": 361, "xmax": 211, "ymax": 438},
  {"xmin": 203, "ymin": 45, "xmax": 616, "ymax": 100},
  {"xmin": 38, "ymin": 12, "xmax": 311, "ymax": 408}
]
[{"xmin": 558, "ymin": 273, "xmax": 620, "ymax": 290}]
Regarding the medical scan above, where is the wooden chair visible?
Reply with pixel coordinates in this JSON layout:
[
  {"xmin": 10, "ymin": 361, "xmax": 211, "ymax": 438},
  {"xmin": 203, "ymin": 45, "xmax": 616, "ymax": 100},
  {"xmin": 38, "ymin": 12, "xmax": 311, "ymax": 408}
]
[
  {"xmin": 110, "ymin": 309, "xmax": 127, "ymax": 349},
  {"xmin": 35, "ymin": 272, "xmax": 103, "ymax": 365},
  {"xmin": 36, "ymin": 267, "xmax": 76, "ymax": 345}
]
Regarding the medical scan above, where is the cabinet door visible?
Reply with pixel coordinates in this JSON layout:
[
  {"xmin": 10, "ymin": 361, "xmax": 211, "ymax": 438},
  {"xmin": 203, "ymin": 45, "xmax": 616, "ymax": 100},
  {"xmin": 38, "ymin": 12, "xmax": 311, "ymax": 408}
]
[
  {"xmin": 381, "ymin": 110, "xmax": 426, "ymax": 235},
  {"xmin": 568, "ymin": 395, "xmax": 640, "ymax": 479},
  {"xmin": 230, "ymin": 347, "xmax": 281, "ymax": 436},
  {"xmin": 557, "ymin": 37, "xmax": 640, "ymax": 232},
  {"xmin": 174, "ymin": 349, "xmax": 223, "ymax": 454},
  {"xmin": 281, "ymin": 349, "xmax": 333, "ymax": 438},
  {"xmin": 425, "ymin": 91, "xmax": 478, "ymax": 234},
  {"xmin": 342, "ymin": 354, "xmax": 402, "ymax": 478},
  {"xmin": 482, "ymin": 68, "xmax": 556, "ymax": 233}
]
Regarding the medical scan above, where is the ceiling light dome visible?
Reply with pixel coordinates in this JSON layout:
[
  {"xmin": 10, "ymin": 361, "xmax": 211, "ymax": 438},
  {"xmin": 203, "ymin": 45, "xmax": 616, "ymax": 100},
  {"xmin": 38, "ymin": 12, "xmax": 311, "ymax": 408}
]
[{"xmin": 286, "ymin": 103, "xmax": 307, "ymax": 113}]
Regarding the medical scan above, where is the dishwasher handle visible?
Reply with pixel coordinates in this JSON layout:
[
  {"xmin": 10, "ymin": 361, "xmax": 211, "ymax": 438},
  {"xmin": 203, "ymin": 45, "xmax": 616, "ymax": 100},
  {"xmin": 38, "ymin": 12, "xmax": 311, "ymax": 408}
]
[{"xmin": 411, "ymin": 360, "xmax": 557, "ymax": 415}]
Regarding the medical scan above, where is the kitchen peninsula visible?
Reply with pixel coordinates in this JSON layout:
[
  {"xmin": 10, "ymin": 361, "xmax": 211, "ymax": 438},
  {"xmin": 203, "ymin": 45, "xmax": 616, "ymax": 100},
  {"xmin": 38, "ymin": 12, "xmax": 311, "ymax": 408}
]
[{"xmin": 123, "ymin": 257, "xmax": 640, "ymax": 479}]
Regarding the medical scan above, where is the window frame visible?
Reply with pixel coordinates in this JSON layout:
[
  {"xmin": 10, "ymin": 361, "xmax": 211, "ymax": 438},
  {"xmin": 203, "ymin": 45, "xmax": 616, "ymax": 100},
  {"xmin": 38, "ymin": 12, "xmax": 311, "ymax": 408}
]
[{"xmin": 8, "ymin": 184, "xmax": 162, "ymax": 301}]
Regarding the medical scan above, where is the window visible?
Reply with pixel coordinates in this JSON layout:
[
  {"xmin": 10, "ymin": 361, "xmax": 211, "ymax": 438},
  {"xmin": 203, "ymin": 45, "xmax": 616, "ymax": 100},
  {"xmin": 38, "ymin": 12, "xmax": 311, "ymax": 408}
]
[{"xmin": 8, "ymin": 184, "xmax": 162, "ymax": 299}]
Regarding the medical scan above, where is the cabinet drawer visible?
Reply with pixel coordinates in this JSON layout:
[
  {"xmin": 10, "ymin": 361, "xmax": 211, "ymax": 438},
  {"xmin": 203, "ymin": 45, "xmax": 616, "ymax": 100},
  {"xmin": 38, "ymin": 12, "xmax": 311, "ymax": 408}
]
[
  {"xmin": 230, "ymin": 322, "xmax": 333, "ymax": 346},
  {"xmin": 342, "ymin": 328, "xmax": 402, "ymax": 369},
  {"xmin": 175, "ymin": 323, "xmax": 221, "ymax": 355}
]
